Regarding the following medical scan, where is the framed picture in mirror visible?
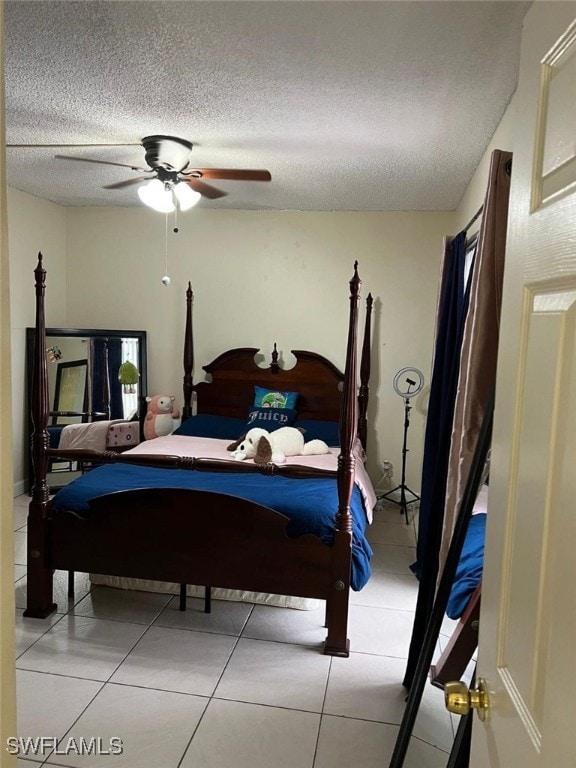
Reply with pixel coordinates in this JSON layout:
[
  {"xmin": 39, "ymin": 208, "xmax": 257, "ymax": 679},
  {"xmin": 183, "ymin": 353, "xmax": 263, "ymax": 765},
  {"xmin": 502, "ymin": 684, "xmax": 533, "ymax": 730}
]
[{"xmin": 52, "ymin": 359, "xmax": 88, "ymax": 424}]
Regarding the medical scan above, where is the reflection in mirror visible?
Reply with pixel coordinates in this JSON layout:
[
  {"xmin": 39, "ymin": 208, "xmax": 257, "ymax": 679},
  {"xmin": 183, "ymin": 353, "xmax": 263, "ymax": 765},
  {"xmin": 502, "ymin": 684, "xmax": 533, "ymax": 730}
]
[
  {"xmin": 26, "ymin": 327, "xmax": 147, "ymax": 492},
  {"xmin": 52, "ymin": 359, "xmax": 88, "ymax": 424},
  {"xmin": 388, "ymin": 403, "xmax": 493, "ymax": 768}
]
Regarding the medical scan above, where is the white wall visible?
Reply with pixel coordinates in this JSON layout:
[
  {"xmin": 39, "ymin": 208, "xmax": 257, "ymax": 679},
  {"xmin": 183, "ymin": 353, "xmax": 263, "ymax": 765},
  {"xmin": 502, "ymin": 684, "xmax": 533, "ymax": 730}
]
[
  {"xmin": 455, "ymin": 92, "xmax": 517, "ymax": 229},
  {"xmin": 64, "ymin": 207, "xmax": 455, "ymax": 488},
  {"xmin": 8, "ymin": 188, "xmax": 67, "ymax": 494}
]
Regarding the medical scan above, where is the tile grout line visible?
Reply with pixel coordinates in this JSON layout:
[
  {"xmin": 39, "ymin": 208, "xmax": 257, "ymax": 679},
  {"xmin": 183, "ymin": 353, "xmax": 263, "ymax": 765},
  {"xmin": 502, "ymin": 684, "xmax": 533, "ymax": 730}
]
[{"xmin": 174, "ymin": 603, "xmax": 256, "ymax": 768}]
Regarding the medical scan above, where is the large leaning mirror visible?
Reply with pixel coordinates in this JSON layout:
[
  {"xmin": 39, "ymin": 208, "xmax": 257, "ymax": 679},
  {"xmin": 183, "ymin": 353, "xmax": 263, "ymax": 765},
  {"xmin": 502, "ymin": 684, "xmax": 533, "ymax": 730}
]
[
  {"xmin": 387, "ymin": 404, "xmax": 493, "ymax": 768},
  {"xmin": 26, "ymin": 327, "xmax": 147, "ymax": 492}
]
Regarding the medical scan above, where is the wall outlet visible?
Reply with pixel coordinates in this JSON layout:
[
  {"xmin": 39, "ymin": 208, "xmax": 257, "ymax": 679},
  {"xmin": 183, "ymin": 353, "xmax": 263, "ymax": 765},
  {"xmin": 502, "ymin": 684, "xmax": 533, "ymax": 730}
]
[
  {"xmin": 375, "ymin": 461, "xmax": 395, "ymax": 495},
  {"xmin": 381, "ymin": 461, "xmax": 393, "ymax": 478}
]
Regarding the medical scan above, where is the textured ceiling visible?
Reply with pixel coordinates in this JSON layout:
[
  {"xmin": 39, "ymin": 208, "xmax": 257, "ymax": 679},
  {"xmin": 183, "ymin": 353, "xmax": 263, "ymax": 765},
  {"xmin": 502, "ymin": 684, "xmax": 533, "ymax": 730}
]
[{"xmin": 4, "ymin": 1, "xmax": 530, "ymax": 211}]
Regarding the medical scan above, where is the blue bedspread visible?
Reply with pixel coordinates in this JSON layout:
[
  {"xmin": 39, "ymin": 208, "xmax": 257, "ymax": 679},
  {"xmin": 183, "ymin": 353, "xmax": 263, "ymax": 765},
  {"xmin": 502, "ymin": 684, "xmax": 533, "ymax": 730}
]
[
  {"xmin": 446, "ymin": 513, "xmax": 486, "ymax": 619},
  {"xmin": 52, "ymin": 463, "xmax": 373, "ymax": 591}
]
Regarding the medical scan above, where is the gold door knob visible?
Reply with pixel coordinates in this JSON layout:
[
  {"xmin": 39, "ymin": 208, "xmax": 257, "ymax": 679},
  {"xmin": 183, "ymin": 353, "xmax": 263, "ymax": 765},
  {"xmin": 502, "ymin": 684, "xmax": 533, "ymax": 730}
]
[{"xmin": 444, "ymin": 678, "xmax": 490, "ymax": 721}]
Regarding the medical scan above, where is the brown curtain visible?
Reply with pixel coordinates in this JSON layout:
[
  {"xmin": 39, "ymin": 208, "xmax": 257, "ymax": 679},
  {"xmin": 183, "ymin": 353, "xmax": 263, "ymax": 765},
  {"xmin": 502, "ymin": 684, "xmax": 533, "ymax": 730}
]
[{"xmin": 438, "ymin": 149, "xmax": 512, "ymax": 576}]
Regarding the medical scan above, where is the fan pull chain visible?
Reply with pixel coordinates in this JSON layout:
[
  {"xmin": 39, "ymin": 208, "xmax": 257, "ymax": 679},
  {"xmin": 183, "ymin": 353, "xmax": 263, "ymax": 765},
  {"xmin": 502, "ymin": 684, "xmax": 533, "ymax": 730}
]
[
  {"xmin": 161, "ymin": 211, "xmax": 171, "ymax": 285},
  {"xmin": 173, "ymin": 205, "xmax": 179, "ymax": 235}
]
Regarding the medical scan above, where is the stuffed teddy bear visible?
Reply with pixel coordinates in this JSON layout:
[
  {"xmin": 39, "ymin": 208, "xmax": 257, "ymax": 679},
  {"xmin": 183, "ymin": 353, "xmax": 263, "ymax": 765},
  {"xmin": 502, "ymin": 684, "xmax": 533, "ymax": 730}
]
[
  {"xmin": 227, "ymin": 426, "xmax": 330, "ymax": 465},
  {"xmin": 143, "ymin": 394, "xmax": 180, "ymax": 440}
]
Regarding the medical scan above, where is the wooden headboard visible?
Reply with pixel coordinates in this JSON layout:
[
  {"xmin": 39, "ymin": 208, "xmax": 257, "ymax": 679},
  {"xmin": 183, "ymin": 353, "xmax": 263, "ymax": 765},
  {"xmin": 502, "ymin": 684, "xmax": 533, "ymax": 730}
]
[
  {"xmin": 180, "ymin": 274, "xmax": 373, "ymax": 448},
  {"xmin": 194, "ymin": 346, "xmax": 346, "ymax": 422}
]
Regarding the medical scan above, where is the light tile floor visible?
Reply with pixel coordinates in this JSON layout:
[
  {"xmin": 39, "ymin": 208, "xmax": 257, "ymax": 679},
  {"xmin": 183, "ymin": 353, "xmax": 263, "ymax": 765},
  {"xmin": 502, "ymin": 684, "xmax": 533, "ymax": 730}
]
[{"xmin": 12, "ymin": 493, "xmax": 461, "ymax": 768}]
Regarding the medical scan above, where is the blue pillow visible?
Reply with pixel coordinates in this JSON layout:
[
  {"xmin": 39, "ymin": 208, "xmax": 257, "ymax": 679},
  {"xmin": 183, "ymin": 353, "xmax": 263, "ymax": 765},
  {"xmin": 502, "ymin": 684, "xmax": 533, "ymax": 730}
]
[
  {"xmin": 253, "ymin": 386, "xmax": 298, "ymax": 409},
  {"xmin": 172, "ymin": 413, "xmax": 247, "ymax": 440},
  {"xmin": 293, "ymin": 419, "xmax": 340, "ymax": 447},
  {"xmin": 246, "ymin": 407, "xmax": 297, "ymax": 432}
]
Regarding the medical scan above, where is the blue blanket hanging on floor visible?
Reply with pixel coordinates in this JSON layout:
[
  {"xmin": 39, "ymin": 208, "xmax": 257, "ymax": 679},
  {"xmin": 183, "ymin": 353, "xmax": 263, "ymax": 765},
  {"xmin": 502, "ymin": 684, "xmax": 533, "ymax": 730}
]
[{"xmin": 446, "ymin": 513, "xmax": 486, "ymax": 619}]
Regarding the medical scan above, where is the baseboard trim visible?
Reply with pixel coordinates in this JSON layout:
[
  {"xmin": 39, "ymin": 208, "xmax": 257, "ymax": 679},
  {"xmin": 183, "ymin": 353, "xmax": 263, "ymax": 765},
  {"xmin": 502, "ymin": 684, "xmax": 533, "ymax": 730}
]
[{"xmin": 13, "ymin": 479, "xmax": 27, "ymax": 498}]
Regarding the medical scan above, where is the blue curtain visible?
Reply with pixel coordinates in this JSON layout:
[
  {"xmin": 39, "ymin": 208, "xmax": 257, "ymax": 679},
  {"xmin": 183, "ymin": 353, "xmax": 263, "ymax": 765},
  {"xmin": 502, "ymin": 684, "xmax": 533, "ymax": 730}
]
[
  {"xmin": 107, "ymin": 339, "xmax": 123, "ymax": 419},
  {"xmin": 403, "ymin": 230, "xmax": 472, "ymax": 688},
  {"xmin": 91, "ymin": 338, "xmax": 123, "ymax": 419},
  {"xmin": 91, "ymin": 338, "xmax": 107, "ymax": 418}
]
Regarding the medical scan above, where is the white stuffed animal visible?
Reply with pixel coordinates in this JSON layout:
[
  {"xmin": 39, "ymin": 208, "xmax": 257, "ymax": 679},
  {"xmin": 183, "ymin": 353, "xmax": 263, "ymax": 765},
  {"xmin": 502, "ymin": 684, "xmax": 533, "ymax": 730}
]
[{"xmin": 228, "ymin": 426, "xmax": 330, "ymax": 465}]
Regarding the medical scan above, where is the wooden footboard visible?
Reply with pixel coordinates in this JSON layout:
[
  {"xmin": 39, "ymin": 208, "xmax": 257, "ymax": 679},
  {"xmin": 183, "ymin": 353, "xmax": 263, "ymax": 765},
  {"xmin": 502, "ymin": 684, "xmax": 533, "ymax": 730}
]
[
  {"xmin": 430, "ymin": 585, "xmax": 481, "ymax": 688},
  {"xmin": 50, "ymin": 488, "xmax": 335, "ymax": 599}
]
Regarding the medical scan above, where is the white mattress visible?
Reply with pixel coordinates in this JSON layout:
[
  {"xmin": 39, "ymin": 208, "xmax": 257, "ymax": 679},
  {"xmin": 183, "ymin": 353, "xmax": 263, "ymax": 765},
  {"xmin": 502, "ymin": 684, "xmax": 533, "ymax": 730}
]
[{"xmin": 89, "ymin": 574, "xmax": 320, "ymax": 610}]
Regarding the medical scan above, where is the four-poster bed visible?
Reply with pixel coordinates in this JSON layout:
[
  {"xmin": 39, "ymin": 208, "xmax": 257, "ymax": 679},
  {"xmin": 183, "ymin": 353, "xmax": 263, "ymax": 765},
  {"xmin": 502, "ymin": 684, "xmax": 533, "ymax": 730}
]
[{"xmin": 25, "ymin": 254, "xmax": 375, "ymax": 657}]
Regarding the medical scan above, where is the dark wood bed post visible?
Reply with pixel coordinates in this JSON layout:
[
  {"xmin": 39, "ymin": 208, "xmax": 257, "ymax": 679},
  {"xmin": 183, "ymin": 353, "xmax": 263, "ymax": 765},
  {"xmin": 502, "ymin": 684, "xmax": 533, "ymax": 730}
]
[
  {"xmin": 324, "ymin": 262, "xmax": 361, "ymax": 657},
  {"xmin": 358, "ymin": 293, "xmax": 373, "ymax": 452},
  {"xmin": 24, "ymin": 253, "xmax": 56, "ymax": 618},
  {"xmin": 270, "ymin": 342, "xmax": 279, "ymax": 374},
  {"xmin": 182, "ymin": 282, "xmax": 194, "ymax": 420}
]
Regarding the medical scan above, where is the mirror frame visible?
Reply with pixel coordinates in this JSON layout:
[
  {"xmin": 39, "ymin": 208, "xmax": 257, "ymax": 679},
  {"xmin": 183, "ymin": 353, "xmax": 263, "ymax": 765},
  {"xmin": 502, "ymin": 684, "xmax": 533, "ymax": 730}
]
[
  {"xmin": 387, "ymin": 394, "xmax": 494, "ymax": 768},
  {"xmin": 26, "ymin": 326, "xmax": 148, "ymax": 492}
]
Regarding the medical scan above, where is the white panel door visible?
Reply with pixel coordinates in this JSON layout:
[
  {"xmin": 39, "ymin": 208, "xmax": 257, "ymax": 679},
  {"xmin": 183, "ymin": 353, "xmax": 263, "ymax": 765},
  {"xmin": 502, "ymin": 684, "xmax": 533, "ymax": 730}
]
[{"xmin": 471, "ymin": 2, "xmax": 576, "ymax": 766}]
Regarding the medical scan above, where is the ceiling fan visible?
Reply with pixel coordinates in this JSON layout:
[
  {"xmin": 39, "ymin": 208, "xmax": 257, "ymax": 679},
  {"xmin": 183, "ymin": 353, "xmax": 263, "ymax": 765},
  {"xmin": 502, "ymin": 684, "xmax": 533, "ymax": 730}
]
[{"xmin": 53, "ymin": 135, "xmax": 272, "ymax": 209}]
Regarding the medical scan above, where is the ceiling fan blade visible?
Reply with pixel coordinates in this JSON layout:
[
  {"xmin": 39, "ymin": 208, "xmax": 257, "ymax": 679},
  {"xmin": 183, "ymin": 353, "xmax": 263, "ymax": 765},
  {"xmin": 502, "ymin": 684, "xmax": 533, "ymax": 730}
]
[
  {"xmin": 55, "ymin": 154, "xmax": 147, "ymax": 172},
  {"xmin": 103, "ymin": 177, "xmax": 151, "ymax": 190},
  {"xmin": 7, "ymin": 143, "xmax": 140, "ymax": 148},
  {"xmin": 183, "ymin": 168, "xmax": 272, "ymax": 182},
  {"xmin": 185, "ymin": 178, "xmax": 228, "ymax": 200}
]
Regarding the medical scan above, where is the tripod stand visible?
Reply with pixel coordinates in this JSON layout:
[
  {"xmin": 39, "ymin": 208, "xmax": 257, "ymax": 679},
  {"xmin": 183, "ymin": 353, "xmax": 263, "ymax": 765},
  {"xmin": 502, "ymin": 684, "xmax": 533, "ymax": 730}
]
[{"xmin": 379, "ymin": 394, "xmax": 420, "ymax": 524}]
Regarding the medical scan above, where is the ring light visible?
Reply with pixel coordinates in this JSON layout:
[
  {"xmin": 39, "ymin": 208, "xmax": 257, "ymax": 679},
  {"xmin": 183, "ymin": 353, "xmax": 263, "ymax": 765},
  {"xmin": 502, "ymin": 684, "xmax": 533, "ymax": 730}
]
[{"xmin": 392, "ymin": 367, "xmax": 424, "ymax": 399}]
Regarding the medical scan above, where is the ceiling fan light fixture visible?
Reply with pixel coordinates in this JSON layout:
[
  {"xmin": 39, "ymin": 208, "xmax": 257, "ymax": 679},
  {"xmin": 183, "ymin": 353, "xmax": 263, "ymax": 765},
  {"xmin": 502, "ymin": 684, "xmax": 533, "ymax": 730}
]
[
  {"xmin": 173, "ymin": 181, "xmax": 201, "ymax": 211},
  {"xmin": 137, "ymin": 178, "xmax": 175, "ymax": 213},
  {"xmin": 141, "ymin": 135, "xmax": 193, "ymax": 173}
]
